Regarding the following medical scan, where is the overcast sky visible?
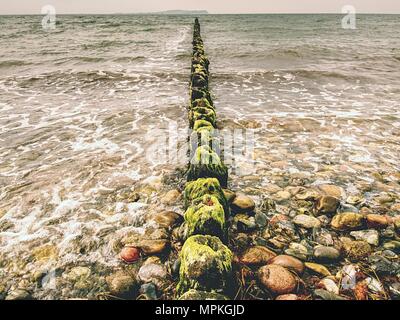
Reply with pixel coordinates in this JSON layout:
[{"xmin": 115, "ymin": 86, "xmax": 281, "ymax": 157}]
[{"xmin": 1, "ymin": 0, "xmax": 399, "ymax": 14}]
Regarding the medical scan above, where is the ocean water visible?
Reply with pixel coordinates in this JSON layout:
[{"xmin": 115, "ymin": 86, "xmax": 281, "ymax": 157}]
[{"xmin": 0, "ymin": 14, "xmax": 399, "ymax": 299}]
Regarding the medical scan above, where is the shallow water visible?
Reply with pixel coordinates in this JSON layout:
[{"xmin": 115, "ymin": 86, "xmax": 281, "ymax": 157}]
[{"xmin": 0, "ymin": 14, "xmax": 399, "ymax": 299}]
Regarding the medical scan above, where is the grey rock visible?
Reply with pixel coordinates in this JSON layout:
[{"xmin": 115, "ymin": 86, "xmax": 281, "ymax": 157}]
[
  {"xmin": 137, "ymin": 263, "xmax": 168, "ymax": 288},
  {"xmin": 255, "ymin": 212, "xmax": 268, "ymax": 228},
  {"xmin": 139, "ymin": 283, "xmax": 157, "ymax": 300},
  {"xmin": 313, "ymin": 246, "xmax": 341, "ymax": 263},
  {"xmin": 350, "ymin": 230, "xmax": 380, "ymax": 246},
  {"xmin": 368, "ymin": 254, "xmax": 400, "ymax": 276},
  {"xmin": 106, "ymin": 271, "xmax": 138, "ymax": 299},
  {"xmin": 285, "ymin": 243, "xmax": 310, "ymax": 261}
]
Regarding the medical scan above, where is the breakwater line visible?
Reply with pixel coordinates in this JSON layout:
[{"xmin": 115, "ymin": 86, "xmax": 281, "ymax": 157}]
[{"xmin": 176, "ymin": 18, "xmax": 233, "ymax": 300}]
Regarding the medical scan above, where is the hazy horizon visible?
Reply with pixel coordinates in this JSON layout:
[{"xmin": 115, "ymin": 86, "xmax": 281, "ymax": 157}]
[{"xmin": 1, "ymin": 0, "xmax": 400, "ymax": 15}]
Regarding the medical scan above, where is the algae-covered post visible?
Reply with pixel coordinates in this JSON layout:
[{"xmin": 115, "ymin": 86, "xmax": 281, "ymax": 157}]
[{"xmin": 176, "ymin": 19, "xmax": 233, "ymax": 300}]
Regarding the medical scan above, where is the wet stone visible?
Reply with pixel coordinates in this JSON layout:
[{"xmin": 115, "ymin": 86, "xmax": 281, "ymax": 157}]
[
  {"xmin": 120, "ymin": 246, "xmax": 140, "ymax": 264},
  {"xmin": 137, "ymin": 260, "xmax": 168, "ymax": 289},
  {"xmin": 346, "ymin": 195, "xmax": 365, "ymax": 206},
  {"xmin": 139, "ymin": 283, "xmax": 157, "ymax": 300},
  {"xmin": 233, "ymin": 214, "xmax": 256, "ymax": 232},
  {"xmin": 106, "ymin": 270, "xmax": 138, "ymax": 299},
  {"xmin": 315, "ymin": 196, "xmax": 340, "ymax": 215},
  {"xmin": 240, "ymin": 246, "xmax": 277, "ymax": 266},
  {"xmin": 258, "ymin": 265, "xmax": 297, "ymax": 295},
  {"xmin": 255, "ymin": 212, "xmax": 268, "ymax": 228},
  {"xmin": 313, "ymin": 246, "xmax": 341, "ymax": 263},
  {"xmin": 293, "ymin": 214, "xmax": 321, "ymax": 229},
  {"xmin": 137, "ymin": 240, "xmax": 169, "ymax": 255},
  {"xmin": 222, "ymin": 189, "xmax": 236, "ymax": 203},
  {"xmin": 285, "ymin": 242, "xmax": 310, "ymax": 261},
  {"xmin": 272, "ymin": 190, "xmax": 291, "ymax": 203},
  {"xmin": 269, "ymin": 255, "xmax": 304, "ymax": 275},
  {"xmin": 339, "ymin": 203, "xmax": 359, "ymax": 213},
  {"xmin": 343, "ymin": 240, "xmax": 372, "ymax": 261},
  {"xmin": 366, "ymin": 214, "xmax": 390, "ymax": 229},
  {"xmin": 383, "ymin": 240, "xmax": 400, "ymax": 253},
  {"xmin": 314, "ymin": 229, "xmax": 335, "ymax": 246},
  {"xmin": 161, "ymin": 190, "xmax": 181, "ymax": 206},
  {"xmin": 350, "ymin": 230, "xmax": 379, "ymax": 246},
  {"xmin": 318, "ymin": 185, "xmax": 345, "ymax": 199},
  {"xmin": 318, "ymin": 278, "xmax": 339, "ymax": 295},
  {"xmin": 151, "ymin": 211, "xmax": 183, "ymax": 229},
  {"xmin": 231, "ymin": 194, "xmax": 256, "ymax": 214},
  {"xmin": 305, "ymin": 263, "xmax": 332, "ymax": 277},
  {"xmin": 331, "ymin": 212, "xmax": 365, "ymax": 230}
]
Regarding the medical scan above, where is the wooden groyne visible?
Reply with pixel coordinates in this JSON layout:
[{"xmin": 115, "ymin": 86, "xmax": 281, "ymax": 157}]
[{"xmin": 176, "ymin": 18, "xmax": 233, "ymax": 300}]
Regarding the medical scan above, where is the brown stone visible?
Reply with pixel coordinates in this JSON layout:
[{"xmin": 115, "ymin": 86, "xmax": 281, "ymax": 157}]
[
  {"xmin": 120, "ymin": 246, "xmax": 140, "ymax": 264},
  {"xmin": 151, "ymin": 211, "xmax": 182, "ymax": 229},
  {"xmin": 161, "ymin": 190, "xmax": 181, "ymax": 205},
  {"xmin": 240, "ymin": 246, "xmax": 277, "ymax": 266},
  {"xmin": 137, "ymin": 240, "xmax": 169, "ymax": 255},
  {"xmin": 305, "ymin": 262, "xmax": 332, "ymax": 277},
  {"xmin": 331, "ymin": 212, "xmax": 364, "ymax": 230},
  {"xmin": 258, "ymin": 265, "xmax": 297, "ymax": 295},
  {"xmin": 223, "ymin": 189, "xmax": 236, "ymax": 203},
  {"xmin": 269, "ymin": 255, "xmax": 304, "ymax": 275},
  {"xmin": 269, "ymin": 214, "xmax": 290, "ymax": 226},
  {"xmin": 318, "ymin": 185, "xmax": 345, "ymax": 199},
  {"xmin": 366, "ymin": 214, "xmax": 390, "ymax": 229},
  {"xmin": 315, "ymin": 196, "xmax": 340, "ymax": 215},
  {"xmin": 231, "ymin": 194, "xmax": 256, "ymax": 213}
]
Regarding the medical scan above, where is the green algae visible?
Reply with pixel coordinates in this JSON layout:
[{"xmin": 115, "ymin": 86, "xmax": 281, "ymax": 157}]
[
  {"xmin": 189, "ymin": 107, "xmax": 216, "ymax": 128},
  {"xmin": 184, "ymin": 178, "xmax": 229, "ymax": 215},
  {"xmin": 192, "ymin": 55, "xmax": 209, "ymax": 72},
  {"xmin": 189, "ymin": 129, "xmax": 220, "ymax": 155},
  {"xmin": 184, "ymin": 194, "xmax": 226, "ymax": 239},
  {"xmin": 193, "ymin": 119, "xmax": 215, "ymax": 131},
  {"xmin": 191, "ymin": 98, "xmax": 215, "ymax": 111},
  {"xmin": 188, "ymin": 146, "xmax": 228, "ymax": 187},
  {"xmin": 192, "ymin": 65, "xmax": 208, "ymax": 78},
  {"xmin": 176, "ymin": 235, "xmax": 233, "ymax": 296}
]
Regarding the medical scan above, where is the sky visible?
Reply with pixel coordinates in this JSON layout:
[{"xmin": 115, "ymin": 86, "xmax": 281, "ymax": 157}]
[{"xmin": 0, "ymin": 0, "xmax": 399, "ymax": 15}]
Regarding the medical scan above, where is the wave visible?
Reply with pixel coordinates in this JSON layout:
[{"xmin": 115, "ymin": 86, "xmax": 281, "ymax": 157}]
[
  {"xmin": 113, "ymin": 56, "xmax": 146, "ymax": 63},
  {"xmin": 0, "ymin": 60, "xmax": 31, "ymax": 68},
  {"xmin": 82, "ymin": 40, "xmax": 129, "ymax": 50},
  {"xmin": 213, "ymin": 69, "xmax": 371, "ymax": 82},
  {"xmin": 4, "ymin": 70, "xmax": 189, "ymax": 88},
  {"xmin": 175, "ymin": 53, "xmax": 192, "ymax": 59},
  {"xmin": 230, "ymin": 49, "xmax": 303, "ymax": 59}
]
